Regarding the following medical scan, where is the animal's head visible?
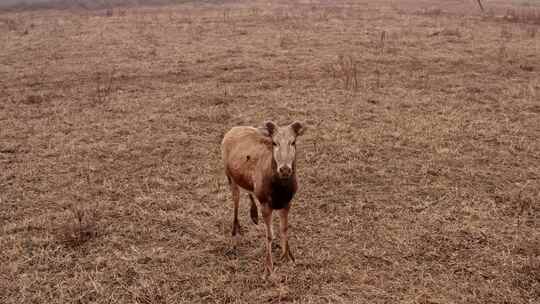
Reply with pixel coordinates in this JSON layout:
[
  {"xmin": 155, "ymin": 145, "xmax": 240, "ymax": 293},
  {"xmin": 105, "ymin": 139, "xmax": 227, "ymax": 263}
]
[{"xmin": 263, "ymin": 121, "xmax": 306, "ymax": 179}]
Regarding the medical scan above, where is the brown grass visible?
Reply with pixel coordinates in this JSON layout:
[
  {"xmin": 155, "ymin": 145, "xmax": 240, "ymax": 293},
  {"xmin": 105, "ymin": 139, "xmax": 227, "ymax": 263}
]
[{"xmin": 1, "ymin": 0, "xmax": 539, "ymax": 303}]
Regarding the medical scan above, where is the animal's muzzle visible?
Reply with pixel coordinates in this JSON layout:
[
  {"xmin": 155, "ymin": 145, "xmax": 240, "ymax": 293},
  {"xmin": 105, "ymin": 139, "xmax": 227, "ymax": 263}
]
[{"xmin": 278, "ymin": 165, "xmax": 293, "ymax": 178}]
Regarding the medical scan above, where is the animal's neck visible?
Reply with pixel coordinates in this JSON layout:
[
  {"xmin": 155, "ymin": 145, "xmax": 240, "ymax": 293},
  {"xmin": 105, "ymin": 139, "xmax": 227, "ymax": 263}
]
[
  {"xmin": 272, "ymin": 173, "xmax": 295, "ymax": 186},
  {"xmin": 268, "ymin": 154, "xmax": 296, "ymax": 209},
  {"xmin": 269, "ymin": 174, "xmax": 296, "ymax": 209}
]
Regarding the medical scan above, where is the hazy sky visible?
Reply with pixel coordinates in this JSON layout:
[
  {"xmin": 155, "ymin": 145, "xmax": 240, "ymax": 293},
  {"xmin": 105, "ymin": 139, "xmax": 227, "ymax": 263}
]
[
  {"xmin": 0, "ymin": 0, "xmax": 179, "ymax": 7},
  {"xmin": 0, "ymin": 0, "xmax": 54, "ymax": 5}
]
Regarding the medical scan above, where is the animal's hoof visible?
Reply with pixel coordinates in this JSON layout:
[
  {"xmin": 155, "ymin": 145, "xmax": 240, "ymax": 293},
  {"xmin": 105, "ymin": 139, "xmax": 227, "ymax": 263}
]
[
  {"xmin": 264, "ymin": 269, "xmax": 276, "ymax": 281},
  {"xmin": 264, "ymin": 271, "xmax": 280, "ymax": 282},
  {"xmin": 224, "ymin": 247, "xmax": 238, "ymax": 256},
  {"xmin": 251, "ymin": 214, "xmax": 259, "ymax": 225},
  {"xmin": 280, "ymin": 250, "xmax": 295, "ymax": 263},
  {"xmin": 250, "ymin": 208, "xmax": 258, "ymax": 225},
  {"xmin": 264, "ymin": 261, "xmax": 274, "ymax": 277}
]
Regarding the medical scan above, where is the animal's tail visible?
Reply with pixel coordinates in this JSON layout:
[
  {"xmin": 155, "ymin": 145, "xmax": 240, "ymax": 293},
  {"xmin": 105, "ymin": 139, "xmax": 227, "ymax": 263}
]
[{"xmin": 248, "ymin": 194, "xmax": 258, "ymax": 225}]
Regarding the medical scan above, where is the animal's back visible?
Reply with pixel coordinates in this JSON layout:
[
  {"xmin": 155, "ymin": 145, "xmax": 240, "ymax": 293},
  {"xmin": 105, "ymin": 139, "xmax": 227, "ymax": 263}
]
[{"xmin": 221, "ymin": 126, "xmax": 271, "ymax": 191}]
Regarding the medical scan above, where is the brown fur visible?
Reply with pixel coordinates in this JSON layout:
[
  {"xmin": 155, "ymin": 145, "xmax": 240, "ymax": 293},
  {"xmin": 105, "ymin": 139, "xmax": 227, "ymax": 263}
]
[
  {"xmin": 221, "ymin": 122, "xmax": 305, "ymax": 275},
  {"xmin": 221, "ymin": 126, "xmax": 273, "ymax": 194}
]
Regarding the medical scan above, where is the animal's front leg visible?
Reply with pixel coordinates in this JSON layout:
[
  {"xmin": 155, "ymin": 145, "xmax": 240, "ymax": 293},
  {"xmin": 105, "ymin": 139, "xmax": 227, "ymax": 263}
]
[
  {"xmin": 278, "ymin": 207, "xmax": 294, "ymax": 262},
  {"xmin": 262, "ymin": 204, "xmax": 274, "ymax": 275}
]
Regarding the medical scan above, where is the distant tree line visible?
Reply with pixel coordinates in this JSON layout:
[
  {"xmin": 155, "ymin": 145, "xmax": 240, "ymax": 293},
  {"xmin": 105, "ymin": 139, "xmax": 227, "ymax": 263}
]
[{"xmin": 0, "ymin": 0, "xmax": 226, "ymax": 12}]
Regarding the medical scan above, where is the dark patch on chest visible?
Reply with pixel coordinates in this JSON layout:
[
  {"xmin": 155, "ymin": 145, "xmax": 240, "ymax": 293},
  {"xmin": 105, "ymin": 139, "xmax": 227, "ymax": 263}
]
[{"xmin": 270, "ymin": 178, "xmax": 296, "ymax": 210}]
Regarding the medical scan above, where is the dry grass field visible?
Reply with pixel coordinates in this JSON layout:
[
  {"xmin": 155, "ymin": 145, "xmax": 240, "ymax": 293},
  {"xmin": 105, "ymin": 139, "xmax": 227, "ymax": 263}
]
[{"xmin": 1, "ymin": 0, "xmax": 539, "ymax": 303}]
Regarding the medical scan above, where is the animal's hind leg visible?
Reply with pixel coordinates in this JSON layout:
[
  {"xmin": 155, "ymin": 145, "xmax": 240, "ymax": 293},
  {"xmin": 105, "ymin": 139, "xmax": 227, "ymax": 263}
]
[
  {"xmin": 248, "ymin": 194, "xmax": 259, "ymax": 225},
  {"xmin": 229, "ymin": 178, "xmax": 241, "ymax": 248}
]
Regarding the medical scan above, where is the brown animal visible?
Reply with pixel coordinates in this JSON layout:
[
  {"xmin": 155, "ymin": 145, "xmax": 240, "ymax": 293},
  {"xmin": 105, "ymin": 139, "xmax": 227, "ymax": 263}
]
[{"xmin": 221, "ymin": 121, "xmax": 306, "ymax": 274}]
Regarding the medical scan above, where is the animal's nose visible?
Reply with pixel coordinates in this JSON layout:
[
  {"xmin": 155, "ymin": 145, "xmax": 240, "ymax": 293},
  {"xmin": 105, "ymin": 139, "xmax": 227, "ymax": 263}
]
[{"xmin": 279, "ymin": 165, "xmax": 292, "ymax": 177}]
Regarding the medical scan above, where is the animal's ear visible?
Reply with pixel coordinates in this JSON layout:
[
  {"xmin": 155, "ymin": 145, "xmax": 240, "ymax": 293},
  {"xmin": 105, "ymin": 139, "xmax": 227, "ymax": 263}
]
[
  {"xmin": 264, "ymin": 121, "xmax": 277, "ymax": 136},
  {"xmin": 290, "ymin": 121, "xmax": 306, "ymax": 136}
]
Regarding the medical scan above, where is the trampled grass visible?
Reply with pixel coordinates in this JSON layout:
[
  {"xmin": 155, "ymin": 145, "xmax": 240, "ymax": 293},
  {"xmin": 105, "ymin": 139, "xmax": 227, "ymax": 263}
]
[{"xmin": 1, "ymin": 1, "xmax": 539, "ymax": 303}]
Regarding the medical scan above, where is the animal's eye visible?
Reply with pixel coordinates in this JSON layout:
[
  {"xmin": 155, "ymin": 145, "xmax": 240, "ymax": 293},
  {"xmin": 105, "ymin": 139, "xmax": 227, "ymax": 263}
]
[
  {"xmin": 291, "ymin": 141, "xmax": 296, "ymax": 146},
  {"xmin": 272, "ymin": 142, "xmax": 277, "ymax": 146}
]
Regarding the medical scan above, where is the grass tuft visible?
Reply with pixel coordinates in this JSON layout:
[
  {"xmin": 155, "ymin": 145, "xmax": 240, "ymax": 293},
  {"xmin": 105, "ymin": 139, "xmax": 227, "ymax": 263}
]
[{"xmin": 60, "ymin": 203, "xmax": 100, "ymax": 247}]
